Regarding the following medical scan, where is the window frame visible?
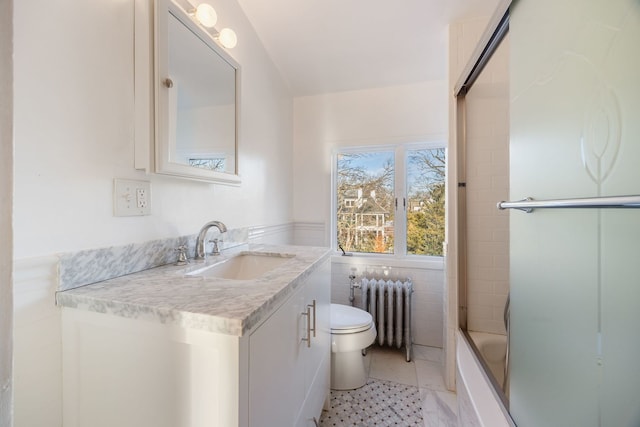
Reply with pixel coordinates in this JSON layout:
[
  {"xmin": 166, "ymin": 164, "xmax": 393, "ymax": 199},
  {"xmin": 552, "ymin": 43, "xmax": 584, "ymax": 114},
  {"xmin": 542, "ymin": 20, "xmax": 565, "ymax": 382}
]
[{"xmin": 331, "ymin": 140, "xmax": 446, "ymax": 260}]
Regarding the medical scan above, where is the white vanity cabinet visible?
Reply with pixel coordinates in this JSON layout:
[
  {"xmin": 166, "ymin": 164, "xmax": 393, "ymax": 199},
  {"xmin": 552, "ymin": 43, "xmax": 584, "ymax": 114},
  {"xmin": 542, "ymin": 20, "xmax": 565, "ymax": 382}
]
[
  {"xmin": 61, "ymin": 258, "xmax": 330, "ymax": 427},
  {"xmin": 248, "ymin": 261, "xmax": 330, "ymax": 427}
]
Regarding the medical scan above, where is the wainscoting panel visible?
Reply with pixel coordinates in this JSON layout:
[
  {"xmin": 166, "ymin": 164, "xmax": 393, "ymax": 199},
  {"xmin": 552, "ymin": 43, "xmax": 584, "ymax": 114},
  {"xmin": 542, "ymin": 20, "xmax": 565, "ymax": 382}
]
[
  {"xmin": 293, "ymin": 222, "xmax": 326, "ymax": 247},
  {"xmin": 331, "ymin": 257, "xmax": 444, "ymax": 348},
  {"xmin": 248, "ymin": 223, "xmax": 294, "ymax": 245},
  {"xmin": 13, "ymin": 256, "xmax": 62, "ymax": 427}
]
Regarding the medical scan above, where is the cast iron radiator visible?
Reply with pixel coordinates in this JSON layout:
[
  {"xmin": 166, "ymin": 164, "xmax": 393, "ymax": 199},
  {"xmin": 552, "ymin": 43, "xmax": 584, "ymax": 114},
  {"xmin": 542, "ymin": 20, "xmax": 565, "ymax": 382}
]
[{"xmin": 361, "ymin": 277, "xmax": 413, "ymax": 361}]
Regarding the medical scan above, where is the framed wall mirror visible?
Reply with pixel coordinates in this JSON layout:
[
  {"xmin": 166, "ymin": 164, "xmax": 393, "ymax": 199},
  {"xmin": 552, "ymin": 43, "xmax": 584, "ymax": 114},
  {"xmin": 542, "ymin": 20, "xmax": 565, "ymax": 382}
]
[{"xmin": 154, "ymin": 0, "xmax": 241, "ymax": 184}]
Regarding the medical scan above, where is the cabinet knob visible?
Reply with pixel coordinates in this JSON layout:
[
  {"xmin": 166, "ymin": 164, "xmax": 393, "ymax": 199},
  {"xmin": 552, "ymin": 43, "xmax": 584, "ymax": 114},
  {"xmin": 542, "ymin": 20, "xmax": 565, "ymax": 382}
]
[{"xmin": 163, "ymin": 77, "xmax": 174, "ymax": 88}]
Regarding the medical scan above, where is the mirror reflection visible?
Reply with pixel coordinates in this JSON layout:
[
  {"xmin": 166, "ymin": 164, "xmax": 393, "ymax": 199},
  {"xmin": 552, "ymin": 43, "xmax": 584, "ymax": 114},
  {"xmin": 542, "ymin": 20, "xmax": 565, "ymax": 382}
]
[
  {"xmin": 167, "ymin": 10, "xmax": 237, "ymax": 174},
  {"xmin": 153, "ymin": 0, "xmax": 240, "ymax": 184}
]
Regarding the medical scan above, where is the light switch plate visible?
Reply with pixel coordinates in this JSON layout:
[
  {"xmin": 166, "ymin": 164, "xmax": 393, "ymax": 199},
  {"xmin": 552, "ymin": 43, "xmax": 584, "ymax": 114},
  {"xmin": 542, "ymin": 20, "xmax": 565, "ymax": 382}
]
[{"xmin": 114, "ymin": 179, "xmax": 151, "ymax": 216}]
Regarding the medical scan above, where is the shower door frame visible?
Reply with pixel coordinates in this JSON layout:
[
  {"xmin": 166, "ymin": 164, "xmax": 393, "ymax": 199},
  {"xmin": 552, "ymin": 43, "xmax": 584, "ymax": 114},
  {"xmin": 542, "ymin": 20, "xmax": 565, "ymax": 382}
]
[{"xmin": 446, "ymin": 0, "xmax": 511, "ymax": 411}]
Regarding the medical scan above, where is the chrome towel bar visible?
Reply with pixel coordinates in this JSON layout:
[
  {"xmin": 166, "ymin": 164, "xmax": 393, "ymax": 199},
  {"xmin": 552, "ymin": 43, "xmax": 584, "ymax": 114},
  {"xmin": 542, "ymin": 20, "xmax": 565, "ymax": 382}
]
[{"xmin": 497, "ymin": 195, "xmax": 640, "ymax": 213}]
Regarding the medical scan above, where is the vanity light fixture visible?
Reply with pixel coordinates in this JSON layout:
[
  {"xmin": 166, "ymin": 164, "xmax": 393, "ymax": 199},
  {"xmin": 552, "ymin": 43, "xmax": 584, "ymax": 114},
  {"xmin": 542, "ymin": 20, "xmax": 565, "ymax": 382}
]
[
  {"xmin": 190, "ymin": 2, "xmax": 237, "ymax": 49},
  {"xmin": 193, "ymin": 3, "xmax": 217, "ymax": 28},
  {"xmin": 217, "ymin": 28, "xmax": 237, "ymax": 49}
]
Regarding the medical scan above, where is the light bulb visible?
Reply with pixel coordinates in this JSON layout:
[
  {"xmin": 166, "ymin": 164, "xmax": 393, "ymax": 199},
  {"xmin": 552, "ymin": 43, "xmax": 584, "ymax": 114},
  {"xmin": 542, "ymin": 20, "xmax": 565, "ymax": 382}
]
[
  {"xmin": 218, "ymin": 28, "xmax": 237, "ymax": 49},
  {"xmin": 195, "ymin": 3, "xmax": 217, "ymax": 28}
]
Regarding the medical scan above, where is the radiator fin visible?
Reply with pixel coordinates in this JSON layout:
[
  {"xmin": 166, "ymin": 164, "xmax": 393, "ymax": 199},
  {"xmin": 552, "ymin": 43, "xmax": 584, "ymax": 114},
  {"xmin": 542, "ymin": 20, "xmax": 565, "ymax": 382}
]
[{"xmin": 361, "ymin": 277, "xmax": 413, "ymax": 361}]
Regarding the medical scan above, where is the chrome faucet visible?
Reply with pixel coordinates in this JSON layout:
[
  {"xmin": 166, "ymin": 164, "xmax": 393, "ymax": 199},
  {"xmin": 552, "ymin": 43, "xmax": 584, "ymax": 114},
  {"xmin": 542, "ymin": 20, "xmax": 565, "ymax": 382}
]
[{"xmin": 195, "ymin": 221, "xmax": 228, "ymax": 260}]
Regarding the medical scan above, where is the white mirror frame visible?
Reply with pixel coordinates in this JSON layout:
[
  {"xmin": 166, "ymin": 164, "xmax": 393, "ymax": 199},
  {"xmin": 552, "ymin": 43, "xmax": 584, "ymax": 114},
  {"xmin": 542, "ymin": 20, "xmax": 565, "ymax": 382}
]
[{"xmin": 134, "ymin": 0, "xmax": 241, "ymax": 185}]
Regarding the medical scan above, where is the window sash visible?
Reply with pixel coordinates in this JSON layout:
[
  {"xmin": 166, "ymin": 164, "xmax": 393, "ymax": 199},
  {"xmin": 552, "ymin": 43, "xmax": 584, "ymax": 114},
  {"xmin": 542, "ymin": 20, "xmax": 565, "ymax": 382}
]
[{"xmin": 332, "ymin": 142, "xmax": 445, "ymax": 258}]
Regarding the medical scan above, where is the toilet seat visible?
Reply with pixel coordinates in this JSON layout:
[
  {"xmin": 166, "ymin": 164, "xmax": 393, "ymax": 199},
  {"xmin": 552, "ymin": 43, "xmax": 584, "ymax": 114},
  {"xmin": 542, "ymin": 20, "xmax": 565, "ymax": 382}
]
[{"xmin": 330, "ymin": 304, "xmax": 374, "ymax": 334}]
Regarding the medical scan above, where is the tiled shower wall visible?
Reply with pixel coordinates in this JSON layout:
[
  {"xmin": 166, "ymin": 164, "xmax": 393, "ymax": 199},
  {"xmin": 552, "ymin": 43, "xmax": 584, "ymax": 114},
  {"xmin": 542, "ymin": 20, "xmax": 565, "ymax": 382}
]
[{"xmin": 464, "ymin": 33, "xmax": 510, "ymax": 336}]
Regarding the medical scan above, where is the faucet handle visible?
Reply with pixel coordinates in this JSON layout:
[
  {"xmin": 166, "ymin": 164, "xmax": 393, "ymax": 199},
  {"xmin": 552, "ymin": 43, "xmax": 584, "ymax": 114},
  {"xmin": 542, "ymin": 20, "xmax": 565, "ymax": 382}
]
[
  {"xmin": 208, "ymin": 238, "xmax": 222, "ymax": 256},
  {"xmin": 174, "ymin": 245, "xmax": 189, "ymax": 265}
]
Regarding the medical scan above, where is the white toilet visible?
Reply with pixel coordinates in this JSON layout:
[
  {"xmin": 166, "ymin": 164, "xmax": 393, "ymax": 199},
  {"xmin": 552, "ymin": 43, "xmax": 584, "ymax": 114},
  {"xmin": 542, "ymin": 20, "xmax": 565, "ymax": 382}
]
[{"xmin": 330, "ymin": 303, "xmax": 377, "ymax": 390}]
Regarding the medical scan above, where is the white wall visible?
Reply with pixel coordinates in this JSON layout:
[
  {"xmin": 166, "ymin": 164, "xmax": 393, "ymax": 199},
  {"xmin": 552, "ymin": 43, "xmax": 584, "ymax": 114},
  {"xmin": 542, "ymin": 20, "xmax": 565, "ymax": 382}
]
[
  {"xmin": 292, "ymin": 82, "xmax": 448, "ymax": 348},
  {"xmin": 175, "ymin": 104, "xmax": 236, "ymax": 167},
  {"xmin": 12, "ymin": 1, "xmax": 293, "ymax": 425},
  {"xmin": 1, "ymin": 1, "xmax": 13, "ymax": 425},
  {"xmin": 292, "ymin": 81, "xmax": 447, "ymax": 234},
  {"xmin": 14, "ymin": 0, "xmax": 293, "ymax": 259}
]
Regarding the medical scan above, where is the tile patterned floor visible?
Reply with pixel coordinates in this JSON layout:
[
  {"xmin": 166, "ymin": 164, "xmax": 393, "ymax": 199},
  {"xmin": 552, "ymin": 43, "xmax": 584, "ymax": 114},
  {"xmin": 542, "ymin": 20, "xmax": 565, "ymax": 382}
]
[
  {"xmin": 319, "ymin": 345, "xmax": 459, "ymax": 427},
  {"xmin": 319, "ymin": 378, "xmax": 423, "ymax": 426}
]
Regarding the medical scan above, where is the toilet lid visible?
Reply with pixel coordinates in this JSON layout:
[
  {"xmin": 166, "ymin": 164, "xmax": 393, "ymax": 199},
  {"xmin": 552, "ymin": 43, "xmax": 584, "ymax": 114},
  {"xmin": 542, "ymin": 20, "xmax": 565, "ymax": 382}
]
[{"xmin": 330, "ymin": 304, "xmax": 373, "ymax": 333}]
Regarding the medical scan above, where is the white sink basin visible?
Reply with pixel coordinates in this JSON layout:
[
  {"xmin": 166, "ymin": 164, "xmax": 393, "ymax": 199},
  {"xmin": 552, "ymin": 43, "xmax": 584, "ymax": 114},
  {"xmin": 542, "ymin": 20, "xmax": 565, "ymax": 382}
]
[{"xmin": 187, "ymin": 252, "xmax": 295, "ymax": 280}]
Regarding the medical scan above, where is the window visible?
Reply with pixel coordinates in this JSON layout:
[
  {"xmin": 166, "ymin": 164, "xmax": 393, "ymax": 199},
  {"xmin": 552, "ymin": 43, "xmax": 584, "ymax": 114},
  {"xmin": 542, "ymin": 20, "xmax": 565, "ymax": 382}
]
[
  {"xmin": 334, "ymin": 143, "xmax": 445, "ymax": 257},
  {"xmin": 188, "ymin": 157, "xmax": 227, "ymax": 171}
]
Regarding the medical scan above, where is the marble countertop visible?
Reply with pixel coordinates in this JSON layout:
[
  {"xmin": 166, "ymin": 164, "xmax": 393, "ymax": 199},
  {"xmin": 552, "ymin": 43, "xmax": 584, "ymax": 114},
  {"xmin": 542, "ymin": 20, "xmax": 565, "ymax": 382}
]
[{"xmin": 56, "ymin": 244, "xmax": 332, "ymax": 336}]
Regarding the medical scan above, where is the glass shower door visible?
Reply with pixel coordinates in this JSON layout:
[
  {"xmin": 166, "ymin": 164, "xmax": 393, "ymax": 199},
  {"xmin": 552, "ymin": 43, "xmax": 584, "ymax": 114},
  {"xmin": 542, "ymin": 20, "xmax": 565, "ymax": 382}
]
[{"xmin": 509, "ymin": 0, "xmax": 640, "ymax": 426}]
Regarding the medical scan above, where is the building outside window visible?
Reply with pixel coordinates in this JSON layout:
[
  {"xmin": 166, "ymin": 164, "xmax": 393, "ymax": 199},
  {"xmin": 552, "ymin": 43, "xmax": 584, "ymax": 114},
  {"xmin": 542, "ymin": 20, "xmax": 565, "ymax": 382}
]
[{"xmin": 334, "ymin": 143, "xmax": 445, "ymax": 257}]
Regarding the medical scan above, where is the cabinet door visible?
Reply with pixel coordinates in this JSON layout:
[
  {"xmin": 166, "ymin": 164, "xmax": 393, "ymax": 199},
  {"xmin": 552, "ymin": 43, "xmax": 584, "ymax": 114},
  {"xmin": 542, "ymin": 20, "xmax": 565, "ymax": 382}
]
[
  {"xmin": 296, "ymin": 261, "xmax": 331, "ymax": 427},
  {"xmin": 249, "ymin": 285, "xmax": 306, "ymax": 427},
  {"xmin": 62, "ymin": 309, "xmax": 242, "ymax": 427}
]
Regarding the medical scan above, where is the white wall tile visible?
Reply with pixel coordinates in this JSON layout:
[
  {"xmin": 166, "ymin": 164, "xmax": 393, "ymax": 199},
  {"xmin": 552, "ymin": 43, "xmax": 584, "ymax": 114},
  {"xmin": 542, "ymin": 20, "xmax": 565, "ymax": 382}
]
[
  {"xmin": 464, "ymin": 33, "xmax": 510, "ymax": 335},
  {"xmin": 331, "ymin": 258, "xmax": 444, "ymax": 348}
]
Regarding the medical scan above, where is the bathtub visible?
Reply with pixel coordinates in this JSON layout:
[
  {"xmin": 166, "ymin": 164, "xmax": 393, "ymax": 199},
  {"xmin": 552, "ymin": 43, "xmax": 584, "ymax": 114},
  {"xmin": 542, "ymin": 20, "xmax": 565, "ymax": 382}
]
[
  {"xmin": 468, "ymin": 331, "xmax": 507, "ymax": 389},
  {"xmin": 456, "ymin": 331, "xmax": 514, "ymax": 427}
]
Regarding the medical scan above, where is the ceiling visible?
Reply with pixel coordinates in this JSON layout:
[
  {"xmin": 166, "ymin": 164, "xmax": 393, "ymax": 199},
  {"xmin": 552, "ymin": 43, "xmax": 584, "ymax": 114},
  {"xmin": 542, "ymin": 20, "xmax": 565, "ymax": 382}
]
[{"xmin": 237, "ymin": 0, "xmax": 502, "ymax": 96}]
